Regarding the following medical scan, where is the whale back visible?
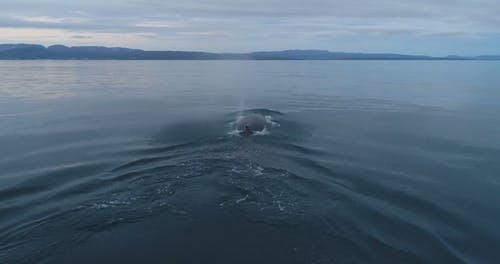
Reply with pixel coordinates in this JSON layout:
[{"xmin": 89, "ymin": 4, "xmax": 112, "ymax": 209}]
[{"xmin": 236, "ymin": 114, "xmax": 266, "ymax": 135}]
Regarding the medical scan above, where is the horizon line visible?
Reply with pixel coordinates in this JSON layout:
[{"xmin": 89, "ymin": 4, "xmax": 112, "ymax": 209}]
[{"xmin": 1, "ymin": 43, "xmax": 499, "ymax": 59}]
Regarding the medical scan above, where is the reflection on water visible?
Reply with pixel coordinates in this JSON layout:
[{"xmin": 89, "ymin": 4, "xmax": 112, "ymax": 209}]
[{"xmin": 1, "ymin": 61, "xmax": 500, "ymax": 263}]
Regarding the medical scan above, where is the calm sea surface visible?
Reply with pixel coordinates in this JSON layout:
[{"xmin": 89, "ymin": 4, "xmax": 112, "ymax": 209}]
[{"xmin": 1, "ymin": 60, "xmax": 500, "ymax": 263}]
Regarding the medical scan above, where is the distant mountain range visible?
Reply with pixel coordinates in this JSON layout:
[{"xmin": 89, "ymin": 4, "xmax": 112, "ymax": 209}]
[{"xmin": 1, "ymin": 44, "xmax": 499, "ymax": 60}]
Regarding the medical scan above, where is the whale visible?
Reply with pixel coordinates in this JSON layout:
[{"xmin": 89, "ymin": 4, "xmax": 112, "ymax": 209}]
[{"xmin": 235, "ymin": 113, "xmax": 267, "ymax": 136}]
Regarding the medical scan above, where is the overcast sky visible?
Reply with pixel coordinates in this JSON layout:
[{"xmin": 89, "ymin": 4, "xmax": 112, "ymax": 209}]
[{"xmin": 1, "ymin": 0, "xmax": 500, "ymax": 55}]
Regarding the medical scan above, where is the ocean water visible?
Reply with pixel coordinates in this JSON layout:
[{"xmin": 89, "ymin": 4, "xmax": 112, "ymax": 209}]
[{"xmin": 1, "ymin": 60, "xmax": 500, "ymax": 263}]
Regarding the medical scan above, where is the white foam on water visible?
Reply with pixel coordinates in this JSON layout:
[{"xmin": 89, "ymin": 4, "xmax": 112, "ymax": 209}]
[
  {"xmin": 265, "ymin": 115, "xmax": 280, "ymax": 127},
  {"xmin": 227, "ymin": 114, "xmax": 278, "ymax": 136}
]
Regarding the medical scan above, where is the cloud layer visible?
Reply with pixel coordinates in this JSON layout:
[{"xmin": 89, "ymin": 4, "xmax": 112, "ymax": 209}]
[{"xmin": 1, "ymin": 0, "xmax": 500, "ymax": 55}]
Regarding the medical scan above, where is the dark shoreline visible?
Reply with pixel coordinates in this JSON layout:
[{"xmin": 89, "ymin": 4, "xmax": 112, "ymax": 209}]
[{"xmin": 1, "ymin": 44, "xmax": 498, "ymax": 60}]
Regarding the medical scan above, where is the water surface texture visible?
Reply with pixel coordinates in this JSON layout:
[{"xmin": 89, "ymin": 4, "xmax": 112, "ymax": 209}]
[{"xmin": 1, "ymin": 61, "xmax": 500, "ymax": 263}]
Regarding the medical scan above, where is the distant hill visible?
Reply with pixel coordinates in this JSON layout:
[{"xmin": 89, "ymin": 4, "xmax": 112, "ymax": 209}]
[
  {"xmin": 0, "ymin": 44, "xmax": 498, "ymax": 60},
  {"xmin": 472, "ymin": 55, "xmax": 500, "ymax": 60},
  {"xmin": 249, "ymin": 50, "xmax": 434, "ymax": 60}
]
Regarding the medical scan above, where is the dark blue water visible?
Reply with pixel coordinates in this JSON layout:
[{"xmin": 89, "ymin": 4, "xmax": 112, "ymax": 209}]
[{"xmin": 1, "ymin": 60, "xmax": 500, "ymax": 263}]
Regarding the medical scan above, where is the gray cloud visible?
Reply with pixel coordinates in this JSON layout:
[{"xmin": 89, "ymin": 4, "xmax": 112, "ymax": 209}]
[{"xmin": 71, "ymin": 35, "xmax": 92, "ymax": 39}]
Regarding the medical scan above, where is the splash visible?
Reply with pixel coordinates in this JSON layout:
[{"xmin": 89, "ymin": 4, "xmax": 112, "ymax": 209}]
[{"xmin": 228, "ymin": 110, "xmax": 280, "ymax": 136}]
